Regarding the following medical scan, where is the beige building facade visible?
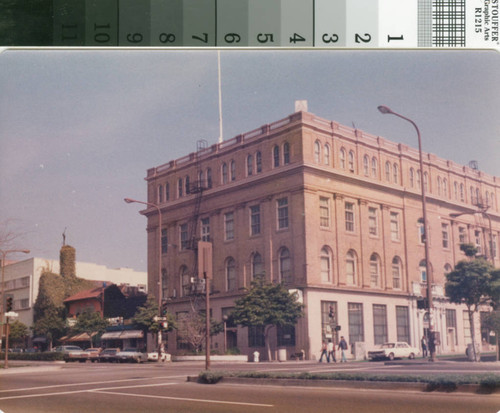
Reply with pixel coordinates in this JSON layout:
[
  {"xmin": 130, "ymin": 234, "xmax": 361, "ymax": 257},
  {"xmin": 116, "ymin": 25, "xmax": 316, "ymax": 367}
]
[{"xmin": 143, "ymin": 109, "xmax": 499, "ymax": 360}]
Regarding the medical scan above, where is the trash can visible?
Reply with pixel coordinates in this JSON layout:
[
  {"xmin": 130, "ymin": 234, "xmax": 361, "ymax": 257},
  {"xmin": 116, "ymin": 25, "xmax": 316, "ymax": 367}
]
[
  {"xmin": 253, "ymin": 351, "xmax": 260, "ymax": 362},
  {"xmin": 278, "ymin": 348, "xmax": 287, "ymax": 362}
]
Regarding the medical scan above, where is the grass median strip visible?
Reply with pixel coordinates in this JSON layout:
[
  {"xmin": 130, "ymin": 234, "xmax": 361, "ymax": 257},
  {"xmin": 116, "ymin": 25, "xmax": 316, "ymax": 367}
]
[{"xmin": 196, "ymin": 370, "xmax": 500, "ymax": 393}]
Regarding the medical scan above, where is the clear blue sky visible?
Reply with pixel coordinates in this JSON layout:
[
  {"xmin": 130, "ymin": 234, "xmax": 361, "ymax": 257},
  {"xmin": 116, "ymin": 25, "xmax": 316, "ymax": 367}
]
[{"xmin": 0, "ymin": 49, "xmax": 498, "ymax": 272}]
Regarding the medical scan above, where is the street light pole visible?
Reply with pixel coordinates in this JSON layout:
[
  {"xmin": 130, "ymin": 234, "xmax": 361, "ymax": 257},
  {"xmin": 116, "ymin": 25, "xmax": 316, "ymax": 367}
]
[
  {"xmin": 1, "ymin": 249, "xmax": 30, "ymax": 367},
  {"xmin": 124, "ymin": 198, "xmax": 163, "ymax": 354},
  {"xmin": 378, "ymin": 106, "xmax": 435, "ymax": 360}
]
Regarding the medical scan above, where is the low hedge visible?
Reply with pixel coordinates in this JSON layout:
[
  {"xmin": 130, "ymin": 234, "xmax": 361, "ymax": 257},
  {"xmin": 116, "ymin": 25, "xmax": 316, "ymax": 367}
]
[
  {"xmin": 197, "ymin": 370, "xmax": 500, "ymax": 393},
  {"xmin": 0, "ymin": 352, "xmax": 63, "ymax": 361}
]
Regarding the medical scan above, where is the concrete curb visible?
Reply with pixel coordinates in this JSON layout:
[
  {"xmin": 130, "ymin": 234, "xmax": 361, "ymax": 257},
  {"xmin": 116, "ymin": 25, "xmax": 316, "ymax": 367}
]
[
  {"xmin": 188, "ymin": 376, "xmax": 499, "ymax": 395},
  {"xmin": 0, "ymin": 365, "xmax": 63, "ymax": 375}
]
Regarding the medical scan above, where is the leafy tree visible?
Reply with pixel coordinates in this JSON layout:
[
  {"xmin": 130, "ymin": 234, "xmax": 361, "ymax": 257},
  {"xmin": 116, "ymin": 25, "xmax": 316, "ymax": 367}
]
[
  {"xmin": 231, "ymin": 276, "xmax": 304, "ymax": 361},
  {"xmin": 8, "ymin": 320, "xmax": 29, "ymax": 347},
  {"xmin": 445, "ymin": 258, "xmax": 494, "ymax": 361},
  {"xmin": 32, "ymin": 307, "xmax": 67, "ymax": 350},
  {"xmin": 460, "ymin": 243, "xmax": 479, "ymax": 258},
  {"xmin": 176, "ymin": 310, "xmax": 223, "ymax": 353},
  {"xmin": 70, "ymin": 312, "xmax": 109, "ymax": 349},
  {"xmin": 132, "ymin": 295, "xmax": 176, "ymax": 349}
]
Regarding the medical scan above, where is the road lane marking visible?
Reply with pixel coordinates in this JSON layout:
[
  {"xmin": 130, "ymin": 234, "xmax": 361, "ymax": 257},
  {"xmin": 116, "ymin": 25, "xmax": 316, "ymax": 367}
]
[
  {"xmin": 0, "ymin": 375, "xmax": 187, "ymax": 393},
  {"xmin": 90, "ymin": 389, "xmax": 274, "ymax": 407}
]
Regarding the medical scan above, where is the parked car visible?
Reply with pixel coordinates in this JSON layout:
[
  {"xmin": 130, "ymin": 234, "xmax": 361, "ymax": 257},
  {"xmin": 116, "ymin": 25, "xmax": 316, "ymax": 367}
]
[
  {"xmin": 367, "ymin": 342, "xmax": 419, "ymax": 361},
  {"xmin": 99, "ymin": 348, "xmax": 121, "ymax": 363},
  {"xmin": 85, "ymin": 348, "xmax": 102, "ymax": 362},
  {"xmin": 117, "ymin": 348, "xmax": 148, "ymax": 363},
  {"xmin": 147, "ymin": 351, "xmax": 171, "ymax": 362},
  {"xmin": 54, "ymin": 345, "xmax": 90, "ymax": 362}
]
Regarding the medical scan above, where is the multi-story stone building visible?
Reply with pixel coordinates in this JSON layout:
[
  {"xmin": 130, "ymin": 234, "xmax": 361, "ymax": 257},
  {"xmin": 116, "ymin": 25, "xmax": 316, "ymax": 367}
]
[{"xmin": 142, "ymin": 107, "xmax": 499, "ymax": 360}]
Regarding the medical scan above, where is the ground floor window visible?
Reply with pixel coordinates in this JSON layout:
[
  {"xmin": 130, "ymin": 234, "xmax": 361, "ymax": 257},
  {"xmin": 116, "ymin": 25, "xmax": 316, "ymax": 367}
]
[
  {"xmin": 277, "ymin": 325, "xmax": 296, "ymax": 347},
  {"xmin": 348, "ymin": 302, "xmax": 364, "ymax": 353},
  {"xmin": 373, "ymin": 304, "xmax": 387, "ymax": 345},
  {"xmin": 445, "ymin": 309, "xmax": 458, "ymax": 345},
  {"xmin": 321, "ymin": 301, "xmax": 338, "ymax": 342},
  {"xmin": 248, "ymin": 325, "xmax": 265, "ymax": 347},
  {"xmin": 396, "ymin": 306, "xmax": 410, "ymax": 343},
  {"xmin": 463, "ymin": 310, "xmax": 471, "ymax": 344}
]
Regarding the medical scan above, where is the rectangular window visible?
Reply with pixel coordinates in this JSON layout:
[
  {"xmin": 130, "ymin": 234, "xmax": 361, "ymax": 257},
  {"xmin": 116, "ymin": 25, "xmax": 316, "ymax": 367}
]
[
  {"xmin": 390, "ymin": 212, "xmax": 400, "ymax": 241},
  {"xmin": 368, "ymin": 207, "xmax": 378, "ymax": 236},
  {"xmin": 446, "ymin": 309, "xmax": 458, "ymax": 345},
  {"xmin": 373, "ymin": 304, "xmax": 388, "ymax": 345},
  {"xmin": 320, "ymin": 197, "xmax": 329, "ymax": 228},
  {"xmin": 396, "ymin": 306, "xmax": 410, "ymax": 343},
  {"xmin": 180, "ymin": 224, "xmax": 189, "ymax": 250},
  {"xmin": 345, "ymin": 202, "xmax": 355, "ymax": 232},
  {"xmin": 277, "ymin": 325, "xmax": 296, "ymax": 346},
  {"xmin": 277, "ymin": 198, "xmax": 289, "ymax": 229},
  {"xmin": 161, "ymin": 229, "xmax": 168, "ymax": 254},
  {"xmin": 201, "ymin": 218, "xmax": 210, "ymax": 242},
  {"xmin": 20, "ymin": 276, "xmax": 30, "ymax": 288},
  {"xmin": 458, "ymin": 226, "xmax": 467, "ymax": 244},
  {"xmin": 442, "ymin": 223, "xmax": 449, "ymax": 249},
  {"xmin": 418, "ymin": 222, "xmax": 425, "ymax": 244},
  {"xmin": 19, "ymin": 298, "xmax": 29, "ymax": 309},
  {"xmin": 250, "ymin": 205, "xmax": 261, "ymax": 236},
  {"xmin": 475, "ymin": 230, "xmax": 482, "ymax": 254},
  {"xmin": 158, "ymin": 185, "xmax": 163, "ymax": 203},
  {"xmin": 165, "ymin": 183, "xmax": 170, "ymax": 201},
  {"xmin": 463, "ymin": 310, "xmax": 472, "ymax": 344},
  {"xmin": 224, "ymin": 212, "xmax": 234, "ymax": 240},
  {"xmin": 248, "ymin": 325, "xmax": 265, "ymax": 347},
  {"xmin": 348, "ymin": 303, "xmax": 364, "ymax": 352}
]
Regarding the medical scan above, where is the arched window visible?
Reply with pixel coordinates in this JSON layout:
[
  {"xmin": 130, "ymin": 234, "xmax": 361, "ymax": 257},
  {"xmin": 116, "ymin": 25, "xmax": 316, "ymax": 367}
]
[
  {"xmin": 385, "ymin": 161, "xmax": 391, "ymax": 182},
  {"xmin": 348, "ymin": 150, "xmax": 355, "ymax": 171},
  {"xmin": 419, "ymin": 259, "xmax": 427, "ymax": 282},
  {"xmin": 226, "ymin": 257, "xmax": 236, "ymax": 291},
  {"xmin": 369, "ymin": 253, "xmax": 380, "ymax": 288},
  {"xmin": 279, "ymin": 248, "xmax": 291, "ymax": 284},
  {"xmin": 324, "ymin": 144, "xmax": 330, "ymax": 165},
  {"xmin": 283, "ymin": 142, "xmax": 290, "ymax": 165},
  {"xmin": 392, "ymin": 257, "xmax": 402, "ymax": 289},
  {"xmin": 320, "ymin": 247, "xmax": 332, "ymax": 283},
  {"xmin": 491, "ymin": 192, "xmax": 496, "ymax": 210},
  {"xmin": 417, "ymin": 170, "xmax": 421, "ymax": 188},
  {"xmin": 180, "ymin": 266, "xmax": 190, "ymax": 297},
  {"xmin": 393, "ymin": 163, "xmax": 399, "ymax": 184},
  {"xmin": 409, "ymin": 168, "xmax": 415, "ymax": 188},
  {"xmin": 230, "ymin": 160, "xmax": 236, "ymax": 181},
  {"xmin": 165, "ymin": 182, "xmax": 170, "ymax": 201},
  {"xmin": 437, "ymin": 176, "xmax": 442, "ymax": 195},
  {"xmin": 273, "ymin": 145, "xmax": 280, "ymax": 167},
  {"xmin": 198, "ymin": 171, "xmax": 203, "ymax": 187},
  {"xmin": 476, "ymin": 188, "xmax": 480, "ymax": 205},
  {"xmin": 460, "ymin": 183, "xmax": 465, "ymax": 201},
  {"xmin": 256, "ymin": 151, "xmax": 262, "ymax": 173},
  {"xmin": 339, "ymin": 148, "xmax": 346, "ymax": 169},
  {"xmin": 158, "ymin": 184, "xmax": 163, "ymax": 203},
  {"xmin": 363, "ymin": 155, "xmax": 369, "ymax": 176},
  {"xmin": 371, "ymin": 157, "xmax": 378, "ymax": 177},
  {"xmin": 314, "ymin": 141, "xmax": 321, "ymax": 163},
  {"xmin": 424, "ymin": 172, "xmax": 428, "ymax": 192},
  {"xmin": 454, "ymin": 181, "xmax": 459, "ymax": 200},
  {"xmin": 252, "ymin": 253, "xmax": 263, "ymax": 280},
  {"xmin": 185, "ymin": 176, "xmax": 191, "ymax": 195},
  {"xmin": 444, "ymin": 263, "xmax": 452, "ymax": 274},
  {"xmin": 346, "ymin": 250, "xmax": 357, "ymax": 285},
  {"xmin": 178, "ymin": 178, "xmax": 183, "ymax": 197},
  {"xmin": 443, "ymin": 179, "xmax": 448, "ymax": 198},
  {"xmin": 247, "ymin": 154, "xmax": 253, "ymax": 176},
  {"xmin": 222, "ymin": 162, "xmax": 228, "ymax": 184}
]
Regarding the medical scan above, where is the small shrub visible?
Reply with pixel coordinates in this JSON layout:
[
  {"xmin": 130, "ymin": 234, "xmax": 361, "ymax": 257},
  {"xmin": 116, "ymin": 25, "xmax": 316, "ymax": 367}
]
[{"xmin": 198, "ymin": 371, "xmax": 224, "ymax": 384}]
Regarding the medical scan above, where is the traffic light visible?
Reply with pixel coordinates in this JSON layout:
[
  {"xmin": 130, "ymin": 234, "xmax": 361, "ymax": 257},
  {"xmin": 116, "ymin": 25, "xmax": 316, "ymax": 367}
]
[
  {"xmin": 6, "ymin": 296, "xmax": 13, "ymax": 312},
  {"xmin": 328, "ymin": 305, "xmax": 335, "ymax": 318},
  {"xmin": 161, "ymin": 301, "xmax": 168, "ymax": 316}
]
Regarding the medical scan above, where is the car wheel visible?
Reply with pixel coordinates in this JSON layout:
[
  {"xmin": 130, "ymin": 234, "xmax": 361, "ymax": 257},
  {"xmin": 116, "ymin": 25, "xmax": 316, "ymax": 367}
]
[
  {"xmin": 409, "ymin": 353, "xmax": 415, "ymax": 360},
  {"xmin": 388, "ymin": 353, "xmax": 395, "ymax": 361}
]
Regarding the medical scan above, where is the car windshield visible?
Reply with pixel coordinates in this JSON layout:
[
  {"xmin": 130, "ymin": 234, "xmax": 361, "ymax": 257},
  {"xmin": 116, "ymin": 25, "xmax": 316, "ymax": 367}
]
[
  {"xmin": 381, "ymin": 343, "xmax": 395, "ymax": 348},
  {"xmin": 66, "ymin": 346, "xmax": 82, "ymax": 351}
]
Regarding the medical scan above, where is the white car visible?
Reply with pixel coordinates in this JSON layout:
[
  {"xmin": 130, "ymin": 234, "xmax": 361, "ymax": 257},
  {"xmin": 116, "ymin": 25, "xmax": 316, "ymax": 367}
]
[
  {"xmin": 367, "ymin": 342, "xmax": 419, "ymax": 361},
  {"xmin": 117, "ymin": 348, "xmax": 148, "ymax": 363},
  {"xmin": 148, "ymin": 351, "xmax": 171, "ymax": 362}
]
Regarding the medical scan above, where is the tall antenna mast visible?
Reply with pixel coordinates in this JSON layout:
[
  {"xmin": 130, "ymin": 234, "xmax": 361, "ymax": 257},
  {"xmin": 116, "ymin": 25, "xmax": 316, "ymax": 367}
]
[{"xmin": 217, "ymin": 50, "xmax": 223, "ymax": 143}]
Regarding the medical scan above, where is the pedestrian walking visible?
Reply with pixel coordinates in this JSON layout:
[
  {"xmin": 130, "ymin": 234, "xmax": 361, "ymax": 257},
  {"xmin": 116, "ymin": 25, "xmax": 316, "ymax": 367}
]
[
  {"xmin": 327, "ymin": 339, "xmax": 336, "ymax": 363},
  {"xmin": 338, "ymin": 336, "xmax": 348, "ymax": 362},
  {"xmin": 421, "ymin": 335, "xmax": 428, "ymax": 358},
  {"xmin": 319, "ymin": 341, "xmax": 328, "ymax": 362}
]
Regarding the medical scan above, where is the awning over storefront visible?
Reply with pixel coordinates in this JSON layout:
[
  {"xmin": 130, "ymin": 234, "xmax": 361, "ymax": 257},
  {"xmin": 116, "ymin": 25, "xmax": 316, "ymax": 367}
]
[
  {"xmin": 101, "ymin": 331, "xmax": 123, "ymax": 340},
  {"xmin": 118, "ymin": 330, "xmax": 143, "ymax": 339},
  {"xmin": 33, "ymin": 336, "xmax": 47, "ymax": 343}
]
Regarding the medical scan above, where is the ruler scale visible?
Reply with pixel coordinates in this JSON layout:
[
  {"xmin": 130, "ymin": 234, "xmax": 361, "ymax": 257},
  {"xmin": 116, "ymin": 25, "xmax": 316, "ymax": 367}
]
[{"xmin": 0, "ymin": 0, "xmax": 498, "ymax": 49}]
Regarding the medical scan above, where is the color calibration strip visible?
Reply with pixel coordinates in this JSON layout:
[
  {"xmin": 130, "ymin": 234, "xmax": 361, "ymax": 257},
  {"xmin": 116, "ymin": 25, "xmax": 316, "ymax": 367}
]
[{"xmin": 3, "ymin": 0, "xmax": 499, "ymax": 48}]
